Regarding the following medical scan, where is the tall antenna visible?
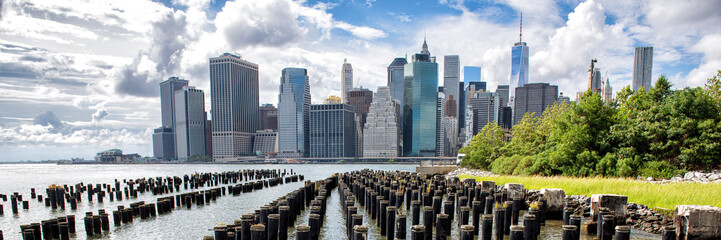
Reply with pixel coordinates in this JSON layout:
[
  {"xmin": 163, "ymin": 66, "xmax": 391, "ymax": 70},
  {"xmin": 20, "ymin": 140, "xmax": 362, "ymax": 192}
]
[{"xmin": 519, "ymin": 12, "xmax": 523, "ymax": 42}]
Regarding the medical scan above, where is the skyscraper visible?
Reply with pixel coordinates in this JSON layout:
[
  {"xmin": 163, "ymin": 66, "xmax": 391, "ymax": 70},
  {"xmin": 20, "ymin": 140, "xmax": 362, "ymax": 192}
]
[
  {"xmin": 153, "ymin": 77, "xmax": 188, "ymax": 160},
  {"xmin": 436, "ymin": 91, "xmax": 445, "ymax": 157},
  {"xmin": 633, "ymin": 46, "xmax": 653, "ymax": 91},
  {"xmin": 341, "ymin": 59, "xmax": 353, "ymax": 102},
  {"xmin": 347, "ymin": 87, "xmax": 373, "ymax": 157},
  {"xmin": 510, "ymin": 14, "xmax": 530, "ymax": 104},
  {"xmin": 309, "ymin": 103, "xmax": 356, "ymax": 158},
  {"xmin": 209, "ymin": 53, "xmax": 259, "ymax": 160},
  {"xmin": 259, "ymin": 104, "xmax": 278, "ymax": 130},
  {"xmin": 403, "ymin": 38, "xmax": 438, "ymax": 157},
  {"xmin": 465, "ymin": 86, "xmax": 497, "ymax": 139},
  {"xmin": 175, "ymin": 86, "xmax": 207, "ymax": 161},
  {"xmin": 388, "ymin": 57, "xmax": 408, "ymax": 105},
  {"xmin": 590, "ymin": 68, "xmax": 602, "ymax": 94},
  {"xmin": 363, "ymin": 86, "xmax": 400, "ymax": 158},
  {"xmin": 602, "ymin": 78, "xmax": 613, "ymax": 103},
  {"xmin": 278, "ymin": 68, "xmax": 311, "ymax": 158},
  {"xmin": 463, "ymin": 66, "xmax": 481, "ymax": 87},
  {"xmin": 496, "ymin": 85, "xmax": 511, "ymax": 129},
  {"xmin": 444, "ymin": 55, "xmax": 460, "ymax": 118},
  {"xmin": 513, "ymin": 83, "xmax": 558, "ymax": 125}
]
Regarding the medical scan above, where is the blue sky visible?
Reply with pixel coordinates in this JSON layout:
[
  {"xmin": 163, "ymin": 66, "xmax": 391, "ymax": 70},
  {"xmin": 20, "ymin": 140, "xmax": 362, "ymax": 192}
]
[{"xmin": 0, "ymin": 0, "xmax": 719, "ymax": 161}]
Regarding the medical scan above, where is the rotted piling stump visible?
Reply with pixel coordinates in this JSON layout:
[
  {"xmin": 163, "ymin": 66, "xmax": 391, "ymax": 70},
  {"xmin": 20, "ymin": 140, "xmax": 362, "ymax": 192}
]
[
  {"xmin": 460, "ymin": 225, "xmax": 474, "ymax": 240},
  {"xmin": 410, "ymin": 225, "xmax": 425, "ymax": 240},
  {"xmin": 562, "ymin": 225, "xmax": 578, "ymax": 240},
  {"xmin": 295, "ymin": 225, "xmax": 310, "ymax": 240},
  {"xmin": 396, "ymin": 214, "xmax": 407, "ymax": 240},
  {"xmin": 662, "ymin": 226, "xmax": 676, "ymax": 240},
  {"xmin": 422, "ymin": 206, "xmax": 433, "ymax": 240},
  {"xmin": 510, "ymin": 225, "xmax": 525, "ymax": 240},
  {"xmin": 268, "ymin": 214, "xmax": 279, "ymax": 240},
  {"xmin": 494, "ymin": 207, "xmax": 506, "ymax": 240},
  {"xmin": 352, "ymin": 225, "xmax": 368, "ymax": 240},
  {"xmin": 523, "ymin": 215, "xmax": 537, "ymax": 240}
]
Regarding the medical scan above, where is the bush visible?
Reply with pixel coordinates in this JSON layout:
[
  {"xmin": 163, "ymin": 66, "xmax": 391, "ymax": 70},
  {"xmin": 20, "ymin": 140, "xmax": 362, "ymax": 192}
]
[
  {"xmin": 490, "ymin": 155, "xmax": 521, "ymax": 175},
  {"xmin": 639, "ymin": 161, "xmax": 684, "ymax": 179}
]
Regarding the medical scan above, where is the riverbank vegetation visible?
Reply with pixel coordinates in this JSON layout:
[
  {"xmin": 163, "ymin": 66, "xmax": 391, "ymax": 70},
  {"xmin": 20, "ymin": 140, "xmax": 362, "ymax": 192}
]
[
  {"xmin": 459, "ymin": 71, "xmax": 721, "ymax": 178},
  {"xmin": 459, "ymin": 174, "xmax": 721, "ymax": 210}
]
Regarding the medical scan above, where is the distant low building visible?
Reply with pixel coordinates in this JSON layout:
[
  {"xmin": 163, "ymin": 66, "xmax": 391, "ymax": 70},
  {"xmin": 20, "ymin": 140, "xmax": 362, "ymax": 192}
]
[
  {"xmin": 253, "ymin": 129, "xmax": 277, "ymax": 156},
  {"xmin": 95, "ymin": 149, "xmax": 140, "ymax": 163}
]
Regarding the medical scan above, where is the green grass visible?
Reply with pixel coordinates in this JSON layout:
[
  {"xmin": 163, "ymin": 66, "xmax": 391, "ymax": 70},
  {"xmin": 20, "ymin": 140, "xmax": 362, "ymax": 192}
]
[{"xmin": 458, "ymin": 174, "xmax": 721, "ymax": 210}]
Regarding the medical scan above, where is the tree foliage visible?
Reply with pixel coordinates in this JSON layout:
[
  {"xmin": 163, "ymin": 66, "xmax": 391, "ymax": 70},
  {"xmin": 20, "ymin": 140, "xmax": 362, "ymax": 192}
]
[{"xmin": 459, "ymin": 71, "xmax": 721, "ymax": 177}]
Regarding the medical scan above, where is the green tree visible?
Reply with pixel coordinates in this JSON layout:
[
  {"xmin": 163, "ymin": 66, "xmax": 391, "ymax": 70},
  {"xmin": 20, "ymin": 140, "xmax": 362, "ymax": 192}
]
[{"xmin": 459, "ymin": 122, "xmax": 505, "ymax": 169}]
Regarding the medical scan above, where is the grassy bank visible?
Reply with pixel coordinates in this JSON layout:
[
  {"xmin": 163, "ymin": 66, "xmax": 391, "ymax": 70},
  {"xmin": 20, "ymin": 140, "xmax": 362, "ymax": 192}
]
[{"xmin": 459, "ymin": 174, "xmax": 721, "ymax": 210}]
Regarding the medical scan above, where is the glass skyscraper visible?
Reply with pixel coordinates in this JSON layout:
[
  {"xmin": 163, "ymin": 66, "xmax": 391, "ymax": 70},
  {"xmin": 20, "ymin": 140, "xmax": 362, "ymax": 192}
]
[
  {"xmin": 510, "ymin": 41, "xmax": 529, "ymax": 101},
  {"xmin": 278, "ymin": 68, "xmax": 311, "ymax": 158},
  {"xmin": 387, "ymin": 57, "xmax": 408, "ymax": 105},
  {"xmin": 403, "ymin": 39, "xmax": 438, "ymax": 157},
  {"xmin": 633, "ymin": 46, "xmax": 653, "ymax": 91},
  {"xmin": 209, "ymin": 53, "xmax": 259, "ymax": 160},
  {"xmin": 152, "ymin": 77, "xmax": 188, "ymax": 161},
  {"xmin": 463, "ymin": 66, "xmax": 481, "ymax": 87}
]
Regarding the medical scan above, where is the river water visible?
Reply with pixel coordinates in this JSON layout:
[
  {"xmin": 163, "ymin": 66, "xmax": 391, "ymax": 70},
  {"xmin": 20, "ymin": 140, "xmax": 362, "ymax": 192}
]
[{"xmin": 0, "ymin": 164, "xmax": 659, "ymax": 239}]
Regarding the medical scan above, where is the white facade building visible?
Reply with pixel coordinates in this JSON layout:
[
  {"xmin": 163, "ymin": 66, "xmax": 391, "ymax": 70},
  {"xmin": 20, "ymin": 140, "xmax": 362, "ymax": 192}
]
[{"xmin": 363, "ymin": 86, "xmax": 400, "ymax": 157}]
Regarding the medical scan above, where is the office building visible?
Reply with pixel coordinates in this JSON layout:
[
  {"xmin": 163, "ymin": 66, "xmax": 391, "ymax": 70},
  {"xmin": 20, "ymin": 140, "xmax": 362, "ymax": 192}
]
[
  {"xmin": 466, "ymin": 89, "xmax": 498, "ymax": 138},
  {"xmin": 209, "ymin": 53, "xmax": 259, "ymax": 159},
  {"xmin": 513, "ymin": 83, "xmax": 558, "ymax": 125},
  {"xmin": 175, "ymin": 86, "xmax": 207, "ymax": 161},
  {"xmin": 444, "ymin": 55, "xmax": 460, "ymax": 118},
  {"xmin": 253, "ymin": 129, "xmax": 277, "ymax": 155},
  {"xmin": 403, "ymin": 38, "xmax": 438, "ymax": 157},
  {"xmin": 633, "ymin": 46, "xmax": 653, "ymax": 91},
  {"xmin": 590, "ymin": 68, "xmax": 602, "ymax": 94},
  {"xmin": 363, "ymin": 86, "xmax": 400, "ymax": 158},
  {"xmin": 342, "ymin": 59, "xmax": 353, "ymax": 102},
  {"xmin": 436, "ymin": 92, "xmax": 446, "ymax": 157},
  {"xmin": 388, "ymin": 57, "xmax": 408, "ymax": 105},
  {"xmin": 152, "ymin": 127, "xmax": 175, "ymax": 160},
  {"xmin": 277, "ymin": 68, "xmax": 311, "ymax": 158},
  {"xmin": 602, "ymin": 78, "xmax": 613, "ymax": 103},
  {"xmin": 205, "ymin": 119, "xmax": 212, "ymax": 159},
  {"xmin": 510, "ymin": 15, "xmax": 529, "ymax": 103},
  {"xmin": 463, "ymin": 66, "xmax": 481, "ymax": 87},
  {"xmin": 496, "ymin": 85, "xmax": 511, "ymax": 129},
  {"xmin": 260, "ymin": 104, "xmax": 278, "ymax": 130},
  {"xmin": 309, "ymin": 103, "xmax": 356, "ymax": 158},
  {"xmin": 557, "ymin": 92, "xmax": 571, "ymax": 104},
  {"xmin": 153, "ymin": 77, "xmax": 188, "ymax": 160},
  {"xmin": 347, "ymin": 87, "xmax": 373, "ymax": 157}
]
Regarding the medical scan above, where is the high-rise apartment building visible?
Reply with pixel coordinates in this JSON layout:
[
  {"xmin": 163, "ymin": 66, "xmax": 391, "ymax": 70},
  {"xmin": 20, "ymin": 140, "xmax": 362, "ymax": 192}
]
[
  {"xmin": 633, "ymin": 46, "xmax": 653, "ymax": 91},
  {"xmin": 152, "ymin": 77, "xmax": 188, "ymax": 160},
  {"xmin": 309, "ymin": 103, "xmax": 356, "ymax": 158},
  {"xmin": 175, "ymin": 86, "xmax": 207, "ymax": 161},
  {"xmin": 341, "ymin": 59, "xmax": 353, "ymax": 103},
  {"xmin": 347, "ymin": 88, "xmax": 373, "ymax": 157},
  {"xmin": 363, "ymin": 86, "xmax": 400, "ymax": 158},
  {"xmin": 209, "ymin": 53, "xmax": 259, "ymax": 160},
  {"xmin": 388, "ymin": 57, "xmax": 408, "ymax": 106},
  {"xmin": 403, "ymin": 39, "xmax": 438, "ymax": 157},
  {"xmin": 277, "ymin": 68, "xmax": 311, "ymax": 158},
  {"xmin": 513, "ymin": 83, "xmax": 558, "ymax": 125},
  {"xmin": 259, "ymin": 104, "xmax": 278, "ymax": 130}
]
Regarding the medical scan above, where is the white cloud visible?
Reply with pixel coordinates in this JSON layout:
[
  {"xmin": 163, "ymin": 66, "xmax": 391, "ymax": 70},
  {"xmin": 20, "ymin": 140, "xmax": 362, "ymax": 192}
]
[{"xmin": 335, "ymin": 22, "xmax": 388, "ymax": 40}]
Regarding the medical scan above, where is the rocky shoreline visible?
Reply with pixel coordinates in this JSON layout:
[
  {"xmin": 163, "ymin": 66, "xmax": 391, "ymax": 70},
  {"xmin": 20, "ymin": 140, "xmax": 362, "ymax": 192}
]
[
  {"xmin": 642, "ymin": 170, "xmax": 721, "ymax": 183},
  {"xmin": 449, "ymin": 168, "xmax": 675, "ymax": 235}
]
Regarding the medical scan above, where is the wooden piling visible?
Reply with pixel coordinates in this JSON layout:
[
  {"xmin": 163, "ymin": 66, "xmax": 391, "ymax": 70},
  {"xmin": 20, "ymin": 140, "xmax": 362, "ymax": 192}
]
[{"xmin": 562, "ymin": 225, "xmax": 577, "ymax": 240}]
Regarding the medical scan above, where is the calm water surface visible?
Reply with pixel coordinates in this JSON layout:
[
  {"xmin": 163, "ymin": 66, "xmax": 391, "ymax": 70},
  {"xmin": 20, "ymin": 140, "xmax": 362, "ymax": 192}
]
[{"xmin": 0, "ymin": 164, "xmax": 659, "ymax": 239}]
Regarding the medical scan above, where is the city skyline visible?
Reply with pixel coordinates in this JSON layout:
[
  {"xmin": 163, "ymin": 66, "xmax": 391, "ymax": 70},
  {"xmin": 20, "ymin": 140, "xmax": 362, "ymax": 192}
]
[{"xmin": 1, "ymin": 0, "xmax": 720, "ymax": 161}]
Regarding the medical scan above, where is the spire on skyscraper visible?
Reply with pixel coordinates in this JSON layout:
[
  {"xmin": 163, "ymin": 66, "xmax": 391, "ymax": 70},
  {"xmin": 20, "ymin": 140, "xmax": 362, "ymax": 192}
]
[
  {"xmin": 421, "ymin": 37, "xmax": 430, "ymax": 55},
  {"xmin": 519, "ymin": 12, "xmax": 523, "ymax": 42}
]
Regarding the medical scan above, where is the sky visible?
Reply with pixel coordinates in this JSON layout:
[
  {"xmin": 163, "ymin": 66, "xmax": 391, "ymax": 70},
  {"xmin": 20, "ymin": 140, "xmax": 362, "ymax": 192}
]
[{"xmin": 0, "ymin": 0, "xmax": 719, "ymax": 161}]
